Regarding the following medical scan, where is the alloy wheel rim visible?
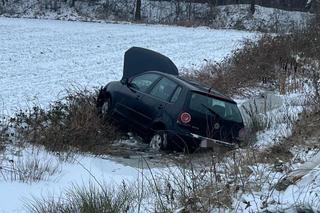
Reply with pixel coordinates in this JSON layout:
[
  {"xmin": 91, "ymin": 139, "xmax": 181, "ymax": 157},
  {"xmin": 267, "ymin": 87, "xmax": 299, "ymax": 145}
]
[
  {"xmin": 150, "ymin": 134, "xmax": 162, "ymax": 150},
  {"xmin": 150, "ymin": 133, "xmax": 167, "ymax": 151}
]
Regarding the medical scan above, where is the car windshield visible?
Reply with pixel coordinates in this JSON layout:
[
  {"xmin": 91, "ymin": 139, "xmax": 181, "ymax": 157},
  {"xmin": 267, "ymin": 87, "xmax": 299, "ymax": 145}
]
[{"xmin": 189, "ymin": 92, "xmax": 243, "ymax": 123}]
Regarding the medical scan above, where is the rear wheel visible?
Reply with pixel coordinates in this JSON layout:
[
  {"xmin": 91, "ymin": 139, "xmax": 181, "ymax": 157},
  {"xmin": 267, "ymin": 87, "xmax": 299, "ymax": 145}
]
[{"xmin": 149, "ymin": 130, "xmax": 168, "ymax": 151}]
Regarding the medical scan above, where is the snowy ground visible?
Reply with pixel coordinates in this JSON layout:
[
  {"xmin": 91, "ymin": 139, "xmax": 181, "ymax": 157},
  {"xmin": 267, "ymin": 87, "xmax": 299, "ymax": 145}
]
[
  {"xmin": 0, "ymin": 17, "xmax": 254, "ymax": 115},
  {"xmin": 0, "ymin": 145, "xmax": 163, "ymax": 212},
  {"xmin": 0, "ymin": 17, "xmax": 255, "ymax": 212},
  {"xmin": 1, "ymin": 17, "xmax": 319, "ymax": 213}
]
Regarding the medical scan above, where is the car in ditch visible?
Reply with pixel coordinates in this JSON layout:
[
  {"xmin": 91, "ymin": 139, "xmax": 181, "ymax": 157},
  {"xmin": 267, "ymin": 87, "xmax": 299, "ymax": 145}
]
[{"xmin": 96, "ymin": 47, "xmax": 245, "ymax": 151}]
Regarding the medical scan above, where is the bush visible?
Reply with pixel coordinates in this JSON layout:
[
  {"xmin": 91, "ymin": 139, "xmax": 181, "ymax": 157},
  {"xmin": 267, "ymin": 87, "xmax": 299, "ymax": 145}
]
[
  {"xmin": 11, "ymin": 87, "xmax": 120, "ymax": 155},
  {"xmin": 184, "ymin": 23, "xmax": 320, "ymax": 96}
]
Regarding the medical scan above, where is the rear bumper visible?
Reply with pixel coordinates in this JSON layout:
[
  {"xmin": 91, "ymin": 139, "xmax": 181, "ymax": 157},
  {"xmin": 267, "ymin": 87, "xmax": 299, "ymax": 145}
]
[
  {"xmin": 190, "ymin": 133, "xmax": 238, "ymax": 148},
  {"xmin": 172, "ymin": 128, "xmax": 239, "ymax": 149},
  {"xmin": 170, "ymin": 124, "xmax": 240, "ymax": 149}
]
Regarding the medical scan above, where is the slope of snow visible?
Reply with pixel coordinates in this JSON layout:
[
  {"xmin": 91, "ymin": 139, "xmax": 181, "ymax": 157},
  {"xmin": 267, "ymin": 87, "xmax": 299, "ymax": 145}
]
[
  {"xmin": 0, "ymin": 17, "xmax": 254, "ymax": 115},
  {"xmin": 234, "ymin": 152, "xmax": 320, "ymax": 212},
  {"xmin": 0, "ymin": 145, "xmax": 157, "ymax": 212}
]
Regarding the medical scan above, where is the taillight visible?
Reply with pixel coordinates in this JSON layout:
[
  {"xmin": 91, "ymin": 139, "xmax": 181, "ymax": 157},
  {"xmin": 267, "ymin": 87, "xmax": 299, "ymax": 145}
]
[
  {"xmin": 238, "ymin": 128, "xmax": 246, "ymax": 140},
  {"xmin": 179, "ymin": 112, "xmax": 192, "ymax": 124}
]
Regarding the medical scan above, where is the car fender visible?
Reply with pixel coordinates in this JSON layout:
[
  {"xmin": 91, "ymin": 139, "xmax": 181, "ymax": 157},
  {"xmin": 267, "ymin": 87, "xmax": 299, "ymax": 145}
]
[{"xmin": 151, "ymin": 112, "xmax": 174, "ymax": 132}]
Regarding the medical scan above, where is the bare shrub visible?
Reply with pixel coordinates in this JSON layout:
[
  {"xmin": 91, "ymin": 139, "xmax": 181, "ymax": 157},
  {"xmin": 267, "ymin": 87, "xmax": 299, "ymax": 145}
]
[
  {"xmin": 184, "ymin": 22, "xmax": 320, "ymax": 97},
  {"xmin": 142, "ymin": 146, "xmax": 292, "ymax": 212},
  {"xmin": 183, "ymin": 34, "xmax": 301, "ymax": 96},
  {"xmin": 137, "ymin": 149, "xmax": 266, "ymax": 212},
  {"xmin": 10, "ymin": 87, "xmax": 120, "ymax": 155},
  {"xmin": 287, "ymin": 106, "xmax": 320, "ymax": 148}
]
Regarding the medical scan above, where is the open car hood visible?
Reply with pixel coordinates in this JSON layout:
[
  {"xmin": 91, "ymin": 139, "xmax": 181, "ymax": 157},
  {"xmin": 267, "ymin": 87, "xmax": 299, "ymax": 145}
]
[{"xmin": 122, "ymin": 47, "xmax": 179, "ymax": 80}]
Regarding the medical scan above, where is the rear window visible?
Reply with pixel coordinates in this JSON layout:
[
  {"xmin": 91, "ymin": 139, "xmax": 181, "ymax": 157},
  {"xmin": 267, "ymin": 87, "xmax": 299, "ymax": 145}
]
[{"xmin": 189, "ymin": 92, "xmax": 242, "ymax": 123}]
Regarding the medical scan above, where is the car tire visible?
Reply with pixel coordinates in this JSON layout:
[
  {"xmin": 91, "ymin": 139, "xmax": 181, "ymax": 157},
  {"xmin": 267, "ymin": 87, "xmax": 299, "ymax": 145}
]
[{"xmin": 149, "ymin": 130, "xmax": 168, "ymax": 151}]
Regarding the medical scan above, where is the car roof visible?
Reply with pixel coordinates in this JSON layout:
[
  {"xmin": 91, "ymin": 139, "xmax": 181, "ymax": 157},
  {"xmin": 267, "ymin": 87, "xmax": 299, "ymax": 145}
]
[{"xmin": 146, "ymin": 71, "xmax": 236, "ymax": 103}]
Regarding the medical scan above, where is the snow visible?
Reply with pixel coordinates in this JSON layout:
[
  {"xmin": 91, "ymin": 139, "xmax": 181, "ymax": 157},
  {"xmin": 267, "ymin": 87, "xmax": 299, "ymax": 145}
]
[
  {"xmin": 239, "ymin": 90, "xmax": 308, "ymax": 149},
  {"xmin": 145, "ymin": 3, "xmax": 312, "ymax": 33},
  {"xmin": 234, "ymin": 153, "xmax": 320, "ymax": 213},
  {"xmin": 0, "ymin": 145, "xmax": 163, "ymax": 212},
  {"xmin": 234, "ymin": 89, "xmax": 320, "ymax": 212},
  {"xmin": 0, "ymin": 17, "xmax": 254, "ymax": 115},
  {"xmin": 0, "ymin": 17, "xmax": 255, "ymax": 212},
  {"xmin": 0, "ymin": 16, "xmax": 319, "ymax": 213}
]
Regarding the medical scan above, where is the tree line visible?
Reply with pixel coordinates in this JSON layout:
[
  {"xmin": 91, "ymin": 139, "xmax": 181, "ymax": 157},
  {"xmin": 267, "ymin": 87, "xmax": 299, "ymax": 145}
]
[{"xmin": 1, "ymin": 0, "xmax": 318, "ymax": 23}]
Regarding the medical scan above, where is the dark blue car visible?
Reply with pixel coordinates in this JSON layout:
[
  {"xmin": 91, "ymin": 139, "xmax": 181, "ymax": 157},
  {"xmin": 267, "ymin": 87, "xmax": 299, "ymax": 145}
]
[{"xmin": 97, "ymin": 47, "xmax": 245, "ymax": 151}]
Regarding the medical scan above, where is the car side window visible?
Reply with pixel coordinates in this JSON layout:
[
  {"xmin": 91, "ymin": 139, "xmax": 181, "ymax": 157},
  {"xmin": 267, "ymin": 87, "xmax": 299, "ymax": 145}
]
[
  {"xmin": 170, "ymin": 86, "xmax": 182, "ymax": 103},
  {"xmin": 150, "ymin": 77, "xmax": 178, "ymax": 101},
  {"xmin": 130, "ymin": 73, "xmax": 160, "ymax": 92}
]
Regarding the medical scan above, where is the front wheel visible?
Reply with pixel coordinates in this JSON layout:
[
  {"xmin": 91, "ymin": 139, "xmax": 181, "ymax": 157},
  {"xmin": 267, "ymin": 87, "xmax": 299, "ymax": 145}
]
[
  {"xmin": 149, "ymin": 131, "xmax": 168, "ymax": 151},
  {"xmin": 101, "ymin": 97, "xmax": 112, "ymax": 115},
  {"xmin": 97, "ymin": 96, "xmax": 112, "ymax": 120}
]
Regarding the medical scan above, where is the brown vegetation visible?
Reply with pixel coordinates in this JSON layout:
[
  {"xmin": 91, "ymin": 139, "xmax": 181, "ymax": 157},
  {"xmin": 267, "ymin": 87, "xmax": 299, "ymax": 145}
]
[
  {"xmin": 10, "ymin": 88, "xmax": 120, "ymax": 155},
  {"xmin": 183, "ymin": 22, "xmax": 320, "ymax": 97}
]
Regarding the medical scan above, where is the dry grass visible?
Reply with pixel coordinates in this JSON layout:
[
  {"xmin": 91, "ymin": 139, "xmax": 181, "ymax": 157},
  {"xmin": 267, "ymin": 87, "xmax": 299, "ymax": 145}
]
[
  {"xmin": 183, "ymin": 23, "xmax": 320, "ymax": 97},
  {"xmin": 286, "ymin": 104, "xmax": 320, "ymax": 149},
  {"xmin": 10, "ymin": 87, "xmax": 121, "ymax": 155},
  {"xmin": 26, "ymin": 182, "xmax": 136, "ymax": 213},
  {"xmin": 0, "ymin": 153, "xmax": 61, "ymax": 183}
]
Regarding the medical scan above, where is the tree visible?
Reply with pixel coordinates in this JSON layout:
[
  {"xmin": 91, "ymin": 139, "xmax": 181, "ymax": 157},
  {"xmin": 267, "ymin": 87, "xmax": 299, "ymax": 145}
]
[
  {"xmin": 69, "ymin": 0, "xmax": 75, "ymax": 7},
  {"xmin": 307, "ymin": 0, "xmax": 320, "ymax": 20},
  {"xmin": 250, "ymin": 0, "xmax": 255, "ymax": 15},
  {"xmin": 135, "ymin": 0, "xmax": 141, "ymax": 21}
]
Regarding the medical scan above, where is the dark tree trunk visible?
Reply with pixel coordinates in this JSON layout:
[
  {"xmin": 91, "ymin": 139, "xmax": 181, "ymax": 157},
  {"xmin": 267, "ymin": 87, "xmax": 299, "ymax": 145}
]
[
  {"xmin": 250, "ymin": 0, "xmax": 256, "ymax": 15},
  {"xmin": 70, "ymin": 0, "xmax": 75, "ymax": 7},
  {"xmin": 135, "ymin": 0, "xmax": 141, "ymax": 21},
  {"xmin": 316, "ymin": 0, "xmax": 320, "ymax": 21}
]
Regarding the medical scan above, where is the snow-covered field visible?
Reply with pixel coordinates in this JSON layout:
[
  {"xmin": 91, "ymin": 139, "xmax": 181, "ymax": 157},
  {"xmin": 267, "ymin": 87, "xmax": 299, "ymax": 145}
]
[
  {"xmin": 0, "ymin": 17, "xmax": 256, "ymax": 212},
  {"xmin": 0, "ymin": 17, "xmax": 254, "ymax": 114}
]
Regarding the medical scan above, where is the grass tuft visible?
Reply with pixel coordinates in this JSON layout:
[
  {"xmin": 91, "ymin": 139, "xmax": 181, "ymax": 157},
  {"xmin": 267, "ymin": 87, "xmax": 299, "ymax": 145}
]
[{"xmin": 26, "ymin": 182, "xmax": 136, "ymax": 213}]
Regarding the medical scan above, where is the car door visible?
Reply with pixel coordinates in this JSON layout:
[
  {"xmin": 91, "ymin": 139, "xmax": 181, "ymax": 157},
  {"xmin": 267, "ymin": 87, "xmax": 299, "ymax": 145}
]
[
  {"xmin": 135, "ymin": 77, "xmax": 180, "ymax": 129},
  {"xmin": 115, "ymin": 73, "xmax": 161, "ymax": 126}
]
